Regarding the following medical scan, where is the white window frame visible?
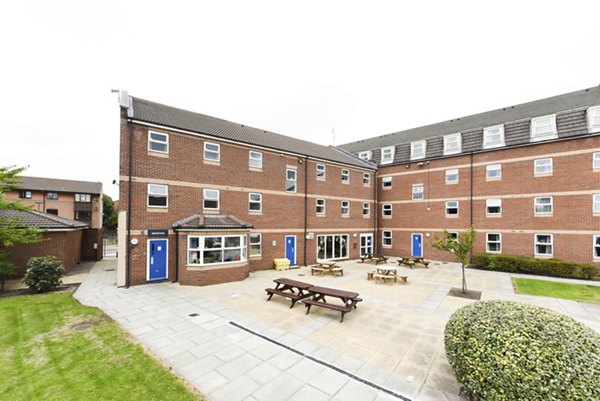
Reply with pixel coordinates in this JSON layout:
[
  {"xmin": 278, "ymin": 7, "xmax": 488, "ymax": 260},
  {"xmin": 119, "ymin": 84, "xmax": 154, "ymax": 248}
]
[
  {"xmin": 382, "ymin": 230, "xmax": 392, "ymax": 247},
  {"xmin": 534, "ymin": 196, "xmax": 553, "ymax": 215},
  {"xmin": 363, "ymin": 173, "xmax": 371, "ymax": 186},
  {"xmin": 530, "ymin": 114, "xmax": 558, "ymax": 141},
  {"xmin": 316, "ymin": 164, "xmax": 326, "ymax": 180},
  {"xmin": 382, "ymin": 203, "xmax": 392, "ymax": 217},
  {"xmin": 204, "ymin": 142, "xmax": 220, "ymax": 162},
  {"xmin": 593, "ymin": 194, "xmax": 600, "ymax": 214},
  {"xmin": 341, "ymin": 169, "xmax": 350, "ymax": 183},
  {"xmin": 358, "ymin": 151, "xmax": 371, "ymax": 161},
  {"xmin": 249, "ymin": 192, "xmax": 262, "ymax": 212},
  {"xmin": 187, "ymin": 235, "xmax": 247, "ymax": 266},
  {"xmin": 148, "ymin": 131, "xmax": 169, "ymax": 154},
  {"xmin": 534, "ymin": 158, "xmax": 553, "ymax": 176},
  {"xmin": 341, "ymin": 200, "xmax": 350, "ymax": 217},
  {"xmin": 249, "ymin": 151, "xmax": 262, "ymax": 169},
  {"xmin": 483, "ymin": 125, "xmax": 505, "ymax": 149},
  {"xmin": 410, "ymin": 140, "xmax": 426, "ymax": 160},
  {"xmin": 316, "ymin": 198, "xmax": 326, "ymax": 215},
  {"xmin": 147, "ymin": 184, "xmax": 168, "ymax": 208},
  {"xmin": 534, "ymin": 234, "xmax": 553, "ymax": 257},
  {"xmin": 75, "ymin": 193, "xmax": 91, "ymax": 203},
  {"xmin": 286, "ymin": 168, "xmax": 297, "ymax": 193},
  {"xmin": 362, "ymin": 202, "xmax": 370, "ymax": 217},
  {"xmin": 587, "ymin": 105, "xmax": 600, "ymax": 133},
  {"xmin": 486, "ymin": 164, "xmax": 502, "ymax": 180},
  {"xmin": 412, "ymin": 184, "xmax": 424, "ymax": 200},
  {"xmin": 445, "ymin": 169, "xmax": 459, "ymax": 184},
  {"xmin": 486, "ymin": 233, "xmax": 502, "ymax": 253},
  {"xmin": 382, "ymin": 176, "xmax": 392, "ymax": 189},
  {"xmin": 594, "ymin": 235, "xmax": 600, "ymax": 259},
  {"xmin": 250, "ymin": 233, "xmax": 262, "ymax": 257},
  {"xmin": 443, "ymin": 133, "xmax": 462, "ymax": 155},
  {"xmin": 203, "ymin": 189, "xmax": 220, "ymax": 210},
  {"xmin": 486, "ymin": 198, "xmax": 502, "ymax": 216},
  {"xmin": 381, "ymin": 146, "xmax": 395, "ymax": 164},
  {"xmin": 593, "ymin": 152, "xmax": 600, "ymax": 170},
  {"xmin": 445, "ymin": 200, "xmax": 459, "ymax": 217}
]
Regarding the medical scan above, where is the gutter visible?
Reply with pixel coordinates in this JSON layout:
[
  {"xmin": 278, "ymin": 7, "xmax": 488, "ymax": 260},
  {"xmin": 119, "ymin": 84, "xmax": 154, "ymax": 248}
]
[{"xmin": 126, "ymin": 117, "xmax": 133, "ymax": 288}]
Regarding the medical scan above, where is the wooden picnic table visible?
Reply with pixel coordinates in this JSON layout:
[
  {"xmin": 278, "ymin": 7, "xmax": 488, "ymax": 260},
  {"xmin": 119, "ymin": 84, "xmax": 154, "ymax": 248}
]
[
  {"xmin": 311, "ymin": 260, "xmax": 343, "ymax": 276},
  {"xmin": 265, "ymin": 278, "xmax": 313, "ymax": 308},
  {"xmin": 359, "ymin": 254, "xmax": 389, "ymax": 265},
  {"xmin": 303, "ymin": 285, "xmax": 362, "ymax": 322},
  {"xmin": 397, "ymin": 257, "xmax": 430, "ymax": 268}
]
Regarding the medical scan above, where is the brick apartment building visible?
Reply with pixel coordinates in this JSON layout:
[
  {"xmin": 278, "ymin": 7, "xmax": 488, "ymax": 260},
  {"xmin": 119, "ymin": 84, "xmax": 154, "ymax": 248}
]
[{"xmin": 118, "ymin": 87, "xmax": 600, "ymax": 287}]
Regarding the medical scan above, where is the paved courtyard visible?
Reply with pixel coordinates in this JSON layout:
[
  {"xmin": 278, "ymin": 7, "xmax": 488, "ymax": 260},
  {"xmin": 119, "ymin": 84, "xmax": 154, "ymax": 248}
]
[{"xmin": 74, "ymin": 259, "xmax": 600, "ymax": 401}]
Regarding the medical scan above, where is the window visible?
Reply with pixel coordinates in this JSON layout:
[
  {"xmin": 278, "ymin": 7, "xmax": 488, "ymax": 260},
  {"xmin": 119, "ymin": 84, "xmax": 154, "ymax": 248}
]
[
  {"xmin": 249, "ymin": 192, "xmax": 262, "ymax": 212},
  {"xmin": 19, "ymin": 190, "xmax": 32, "ymax": 199},
  {"xmin": 46, "ymin": 209, "xmax": 58, "ymax": 215},
  {"xmin": 363, "ymin": 173, "xmax": 371, "ymax": 186},
  {"xmin": 448, "ymin": 232, "xmax": 458, "ymax": 240},
  {"xmin": 317, "ymin": 234, "xmax": 349, "ymax": 260},
  {"xmin": 75, "ymin": 193, "xmax": 91, "ymax": 202},
  {"xmin": 188, "ymin": 235, "xmax": 247, "ymax": 266},
  {"xmin": 204, "ymin": 142, "xmax": 220, "ymax": 162},
  {"xmin": 483, "ymin": 125, "xmax": 505, "ymax": 149},
  {"xmin": 381, "ymin": 146, "xmax": 395, "ymax": 164},
  {"xmin": 316, "ymin": 164, "xmax": 326, "ymax": 180},
  {"xmin": 587, "ymin": 105, "xmax": 600, "ymax": 133},
  {"xmin": 341, "ymin": 169, "xmax": 350, "ymax": 183},
  {"xmin": 412, "ymin": 184, "xmax": 424, "ymax": 200},
  {"xmin": 486, "ymin": 164, "xmax": 502, "ymax": 180},
  {"xmin": 362, "ymin": 202, "xmax": 370, "ymax": 217},
  {"xmin": 530, "ymin": 115, "xmax": 557, "ymax": 141},
  {"xmin": 341, "ymin": 200, "xmax": 350, "ymax": 217},
  {"xmin": 358, "ymin": 151, "xmax": 371, "ymax": 161},
  {"xmin": 535, "ymin": 234, "xmax": 553, "ymax": 256},
  {"xmin": 316, "ymin": 198, "xmax": 326, "ymax": 215},
  {"xmin": 382, "ymin": 231, "xmax": 392, "ymax": 246},
  {"xmin": 148, "ymin": 131, "xmax": 168, "ymax": 153},
  {"xmin": 534, "ymin": 196, "xmax": 553, "ymax": 215},
  {"xmin": 249, "ymin": 151, "xmax": 262, "ymax": 169},
  {"xmin": 534, "ymin": 158, "xmax": 553, "ymax": 175},
  {"xmin": 286, "ymin": 169, "xmax": 297, "ymax": 192},
  {"xmin": 147, "ymin": 184, "xmax": 167, "ymax": 207},
  {"xmin": 486, "ymin": 199, "xmax": 502, "ymax": 215},
  {"xmin": 594, "ymin": 152, "xmax": 600, "ymax": 169},
  {"xmin": 594, "ymin": 235, "xmax": 600, "ymax": 258},
  {"xmin": 486, "ymin": 233, "xmax": 502, "ymax": 253},
  {"xmin": 443, "ymin": 133, "xmax": 462, "ymax": 155},
  {"xmin": 382, "ymin": 176, "xmax": 392, "ymax": 188},
  {"xmin": 593, "ymin": 194, "xmax": 600, "ymax": 214},
  {"xmin": 445, "ymin": 169, "xmax": 459, "ymax": 184},
  {"xmin": 75, "ymin": 211, "xmax": 91, "ymax": 221},
  {"xmin": 47, "ymin": 192, "xmax": 59, "ymax": 200},
  {"xmin": 382, "ymin": 204, "xmax": 392, "ymax": 217},
  {"xmin": 203, "ymin": 189, "xmax": 219, "ymax": 210},
  {"xmin": 410, "ymin": 140, "xmax": 426, "ymax": 160},
  {"xmin": 446, "ymin": 201, "xmax": 459, "ymax": 216},
  {"xmin": 250, "ymin": 233, "xmax": 261, "ymax": 257}
]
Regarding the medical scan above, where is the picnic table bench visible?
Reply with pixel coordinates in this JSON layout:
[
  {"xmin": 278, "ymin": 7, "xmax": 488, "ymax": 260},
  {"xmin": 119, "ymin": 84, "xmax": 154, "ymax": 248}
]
[
  {"xmin": 397, "ymin": 257, "xmax": 430, "ymax": 268},
  {"xmin": 303, "ymin": 285, "xmax": 363, "ymax": 322},
  {"xmin": 265, "ymin": 278, "xmax": 313, "ymax": 308},
  {"xmin": 310, "ymin": 261, "xmax": 344, "ymax": 276},
  {"xmin": 359, "ymin": 254, "xmax": 389, "ymax": 265}
]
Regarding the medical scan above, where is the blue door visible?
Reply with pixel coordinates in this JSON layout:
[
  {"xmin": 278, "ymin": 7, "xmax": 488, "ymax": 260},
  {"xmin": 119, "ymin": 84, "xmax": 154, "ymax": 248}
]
[
  {"xmin": 411, "ymin": 234, "xmax": 423, "ymax": 257},
  {"xmin": 285, "ymin": 236, "xmax": 296, "ymax": 265},
  {"xmin": 148, "ymin": 240, "xmax": 168, "ymax": 281}
]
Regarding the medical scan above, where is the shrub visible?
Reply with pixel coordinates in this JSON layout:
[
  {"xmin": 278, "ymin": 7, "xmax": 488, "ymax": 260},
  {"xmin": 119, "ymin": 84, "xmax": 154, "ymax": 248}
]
[
  {"xmin": 0, "ymin": 251, "xmax": 16, "ymax": 292},
  {"xmin": 470, "ymin": 253, "xmax": 489, "ymax": 268},
  {"xmin": 22, "ymin": 256, "xmax": 64, "ymax": 293},
  {"xmin": 445, "ymin": 301, "xmax": 600, "ymax": 401}
]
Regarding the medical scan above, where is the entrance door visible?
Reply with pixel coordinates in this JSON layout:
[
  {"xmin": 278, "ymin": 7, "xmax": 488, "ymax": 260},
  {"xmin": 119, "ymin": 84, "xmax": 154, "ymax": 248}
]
[
  {"xmin": 148, "ymin": 239, "xmax": 168, "ymax": 281},
  {"xmin": 285, "ymin": 236, "xmax": 296, "ymax": 265},
  {"xmin": 360, "ymin": 234, "xmax": 373, "ymax": 257},
  {"xmin": 411, "ymin": 234, "xmax": 423, "ymax": 257}
]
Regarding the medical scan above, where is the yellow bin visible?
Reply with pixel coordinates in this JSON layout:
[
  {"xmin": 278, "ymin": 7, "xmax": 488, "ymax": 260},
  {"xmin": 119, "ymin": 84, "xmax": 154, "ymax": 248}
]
[{"xmin": 273, "ymin": 258, "xmax": 291, "ymax": 271}]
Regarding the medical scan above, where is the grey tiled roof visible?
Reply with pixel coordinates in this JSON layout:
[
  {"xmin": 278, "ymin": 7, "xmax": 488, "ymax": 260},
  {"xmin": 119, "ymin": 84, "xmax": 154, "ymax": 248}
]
[
  {"xmin": 173, "ymin": 214, "xmax": 253, "ymax": 230},
  {"xmin": 0, "ymin": 209, "xmax": 89, "ymax": 229},
  {"xmin": 339, "ymin": 86, "xmax": 600, "ymax": 154},
  {"xmin": 17, "ymin": 176, "xmax": 102, "ymax": 194},
  {"xmin": 130, "ymin": 97, "xmax": 375, "ymax": 170}
]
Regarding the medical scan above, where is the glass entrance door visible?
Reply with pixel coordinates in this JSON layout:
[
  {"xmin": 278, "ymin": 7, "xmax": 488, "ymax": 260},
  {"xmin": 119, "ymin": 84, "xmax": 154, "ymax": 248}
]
[
  {"xmin": 360, "ymin": 234, "xmax": 373, "ymax": 257},
  {"xmin": 317, "ymin": 234, "xmax": 349, "ymax": 260}
]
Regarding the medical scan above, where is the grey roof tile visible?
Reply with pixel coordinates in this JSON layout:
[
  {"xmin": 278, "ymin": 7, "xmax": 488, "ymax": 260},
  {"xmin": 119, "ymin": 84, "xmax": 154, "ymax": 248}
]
[
  {"xmin": 0, "ymin": 209, "xmax": 89, "ymax": 229},
  {"xmin": 17, "ymin": 176, "xmax": 102, "ymax": 194},
  {"xmin": 172, "ymin": 214, "xmax": 253, "ymax": 230}
]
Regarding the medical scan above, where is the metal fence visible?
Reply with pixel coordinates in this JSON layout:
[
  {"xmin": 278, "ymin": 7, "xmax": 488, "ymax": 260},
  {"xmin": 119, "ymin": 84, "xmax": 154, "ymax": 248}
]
[{"xmin": 102, "ymin": 236, "xmax": 118, "ymax": 259}]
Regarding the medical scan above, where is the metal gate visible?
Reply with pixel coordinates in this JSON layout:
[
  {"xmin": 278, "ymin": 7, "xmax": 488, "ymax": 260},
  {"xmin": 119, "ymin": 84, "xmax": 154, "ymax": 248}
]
[{"xmin": 102, "ymin": 236, "xmax": 118, "ymax": 259}]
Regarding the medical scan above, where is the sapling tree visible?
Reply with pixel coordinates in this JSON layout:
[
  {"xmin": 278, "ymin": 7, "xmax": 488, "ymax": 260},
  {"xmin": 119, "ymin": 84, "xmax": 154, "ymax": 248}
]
[
  {"xmin": 0, "ymin": 251, "xmax": 16, "ymax": 292},
  {"xmin": 431, "ymin": 226, "xmax": 476, "ymax": 293}
]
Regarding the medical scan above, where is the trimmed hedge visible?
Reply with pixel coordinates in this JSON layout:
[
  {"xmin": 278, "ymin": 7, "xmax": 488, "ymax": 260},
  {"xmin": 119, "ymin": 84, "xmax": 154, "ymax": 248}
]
[
  {"xmin": 470, "ymin": 253, "xmax": 598, "ymax": 280},
  {"xmin": 445, "ymin": 301, "xmax": 600, "ymax": 401}
]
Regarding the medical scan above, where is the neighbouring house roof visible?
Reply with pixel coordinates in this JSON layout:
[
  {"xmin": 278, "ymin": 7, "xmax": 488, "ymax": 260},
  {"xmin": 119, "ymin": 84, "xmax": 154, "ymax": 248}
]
[
  {"xmin": 17, "ymin": 176, "xmax": 103, "ymax": 195},
  {"xmin": 0, "ymin": 209, "xmax": 89, "ymax": 230},
  {"xmin": 129, "ymin": 97, "xmax": 376, "ymax": 170},
  {"xmin": 172, "ymin": 214, "xmax": 254, "ymax": 230},
  {"xmin": 339, "ymin": 86, "xmax": 600, "ymax": 153}
]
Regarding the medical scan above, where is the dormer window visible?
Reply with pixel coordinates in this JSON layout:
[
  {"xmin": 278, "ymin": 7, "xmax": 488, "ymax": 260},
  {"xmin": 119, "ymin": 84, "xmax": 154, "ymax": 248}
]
[
  {"xmin": 410, "ymin": 140, "xmax": 426, "ymax": 160},
  {"xmin": 358, "ymin": 151, "xmax": 371, "ymax": 161},
  {"xmin": 381, "ymin": 146, "xmax": 395, "ymax": 164},
  {"xmin": 587, "ymin": 105, "xmax": 600, "ymax": 133},
  {"xmin": 530, "ymin": 114, "xmax": 557, "ymax": 141},
  {"xmin": 483, "ymin": 125, "xmax": 505, "ymax": 149},
  {"xmin": 443, "ymin": 133, "xmax": 461, "ymax": 155}
]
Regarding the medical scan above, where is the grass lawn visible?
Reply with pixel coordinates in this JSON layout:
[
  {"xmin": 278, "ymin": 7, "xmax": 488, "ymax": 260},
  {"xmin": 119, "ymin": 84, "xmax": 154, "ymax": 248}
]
[
  {"xmin": 0, "ymin": 291, "xmax": 203, "ymax": 401},
  {"xmin": 513, "ymin": 278, "xmax": 600, "ymax": 304}
]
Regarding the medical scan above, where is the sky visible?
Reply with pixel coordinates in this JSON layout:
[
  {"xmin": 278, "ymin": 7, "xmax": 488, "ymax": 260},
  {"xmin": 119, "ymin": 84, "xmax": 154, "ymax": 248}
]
[{"xmin": 1, "ymin": 0, "xmax": 599, "ymax": 199}]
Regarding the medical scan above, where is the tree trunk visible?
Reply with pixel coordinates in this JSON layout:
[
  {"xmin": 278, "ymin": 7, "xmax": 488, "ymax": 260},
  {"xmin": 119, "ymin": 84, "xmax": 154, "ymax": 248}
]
[{"xmin": 461, "ymin": 262, "xmax": 467, "ymax": 293}]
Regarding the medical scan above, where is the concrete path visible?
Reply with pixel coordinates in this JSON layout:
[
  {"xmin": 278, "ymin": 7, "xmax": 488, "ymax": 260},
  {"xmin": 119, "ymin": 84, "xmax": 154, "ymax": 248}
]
[{"xmin": 74, "ymin": 259, "xmax": 600, "ymax": 401}]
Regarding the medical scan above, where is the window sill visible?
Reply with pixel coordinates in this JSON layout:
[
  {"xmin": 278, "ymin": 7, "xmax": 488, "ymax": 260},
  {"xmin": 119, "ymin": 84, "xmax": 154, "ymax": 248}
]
[
  {"xmin": 445, "ymin": 214, "xmax": 459, "ymax": 218},
  {"xmin": 534, "ymin": 173, "xmax": 553, "ymax": 178},
  {"xmin": 341, "ymin": 215, "xmax": 350, "ymax": 218},
  {"xmin": 445, "ymin": 181, "xmax": 458, "ymax": 185},
  {"xmin": 486, "ymin": 177, "xmax": 502, "ymax": 182},
  {"xmin": 486, "ymin": 214, "xmax": 502, "ymax": 218},
  {"xmin": 203, "ymin": 160, "xmax": 220, "ymax": 166},
  {"xmin": 342, "ymin": 181, "xmax": 350, "ymax": 185},
  {"xmin": 382, "ymin": 244, "xmax": 392, "ymax": 249},
  {"xmin": 530, "ymin": 134, "xmax": 558, "ymax": 142},
  {"xmin": 147, "ymin": 207, "xmax": 168, "ymax": 213},
  {"xmin": 534, "ymin": 213, "xmax": 553, "ymax": 217},
  {"xmin": 317, "ymin": 177, "xmax": 326, "ymax": 181},
  {"xmin": 249, "ymin": 211, "xmax": 262, "ymax": 215},
  {"xmin": 382, "ymin": 216, "xmax": 392, "ymax": 219},
  {"xmin": 363, "ymin": 184, "xmax": 371, "ymax": 188},
  {"xmin": 363, "ymin": 215, "xmax": 370, "ymax": 219},
  {"xmin": 483, "ymin": 142, "xmax": 505, "ymax": 149},
  {"xmin": 148, "ymin": 151, "xmax": 169, "ymax": 158},
  {"xmin": 250, "ymin": 255, "xmax": 262, "ymax": 259},
  {"xmin": 186, "ymin": 260, "xmax": 247, "ymax": 270},
  {"xmin": 249, "ymin": 167, "xmax": 263, "ymax": 172},
  {"xmin": 203, "ymin": 209, "xmax": 220, "ymax": 214},
  {"xmin": 534, "ymin": 254, "xmax": 553, "ymax": 259},
  {"xmin": 316, "ymin": 214, "xmax": 326, "ymax": 218},
  {"xmin": 382, "ymin": 187, "xmax": 392, "ymax": 191}
]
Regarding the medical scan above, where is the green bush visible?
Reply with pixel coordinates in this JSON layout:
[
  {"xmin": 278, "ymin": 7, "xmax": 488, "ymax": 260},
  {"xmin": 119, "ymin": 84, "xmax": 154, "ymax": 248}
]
[
  {"xmin": 0, "ymin": 251, "xmax": 17, "ymax": 292},
  {"xmin": 22, "ymin": 256, "xmax": 64, "ymax": 293},
  {"xmin": 445, "ymin": 300, "xmax": 600, "ymax": 401},
  {"xmin": 471, "ymin": 253, "xmax": 598, "ymax": 280}
]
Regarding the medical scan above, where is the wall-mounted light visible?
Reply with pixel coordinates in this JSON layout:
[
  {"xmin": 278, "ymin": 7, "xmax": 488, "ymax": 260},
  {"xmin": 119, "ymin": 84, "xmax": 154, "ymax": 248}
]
[
  {"xmin": 130, "ymin": 238, "xmax": 139, "ymax": 245},
  {"xmin": 405, "ymin": 165, "xmax": 410, "ymax": 169}
]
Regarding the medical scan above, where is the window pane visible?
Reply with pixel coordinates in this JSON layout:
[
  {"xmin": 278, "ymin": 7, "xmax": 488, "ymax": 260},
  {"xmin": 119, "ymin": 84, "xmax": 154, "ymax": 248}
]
[
  {"xmin": 203, "ymin": 250, "xmax": 223, "ymax": 264},
  {"xmin": 225, "ymin": 237, "xmax": 240, "ymax": 248},
  {"xmin": 204, "ymin": 237, "xmax": 222, "ymax": 249},
  {"xmin": 189, "ymin": 237, "xmax": 200, "ymax": 249},
  {"xmin": 148, "ymin": 195, "xmax": 167, "ymax": 206}
]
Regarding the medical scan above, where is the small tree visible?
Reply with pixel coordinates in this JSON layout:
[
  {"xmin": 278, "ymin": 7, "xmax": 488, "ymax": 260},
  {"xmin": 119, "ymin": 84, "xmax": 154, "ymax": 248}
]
[
  {"xmin": 102, "ymin": 194, "xmax": 118, "ymax": 230},
  {"xmin": 23, "ymin": 256, "xmax": 64, "ymax": 293},
  {"xmin": 431, "ymin": 226, "xmax": 476, "ymax": 293},
  {"xmin": 0, "ymin": 251, "xmax": 16, "ymax": 292}
]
